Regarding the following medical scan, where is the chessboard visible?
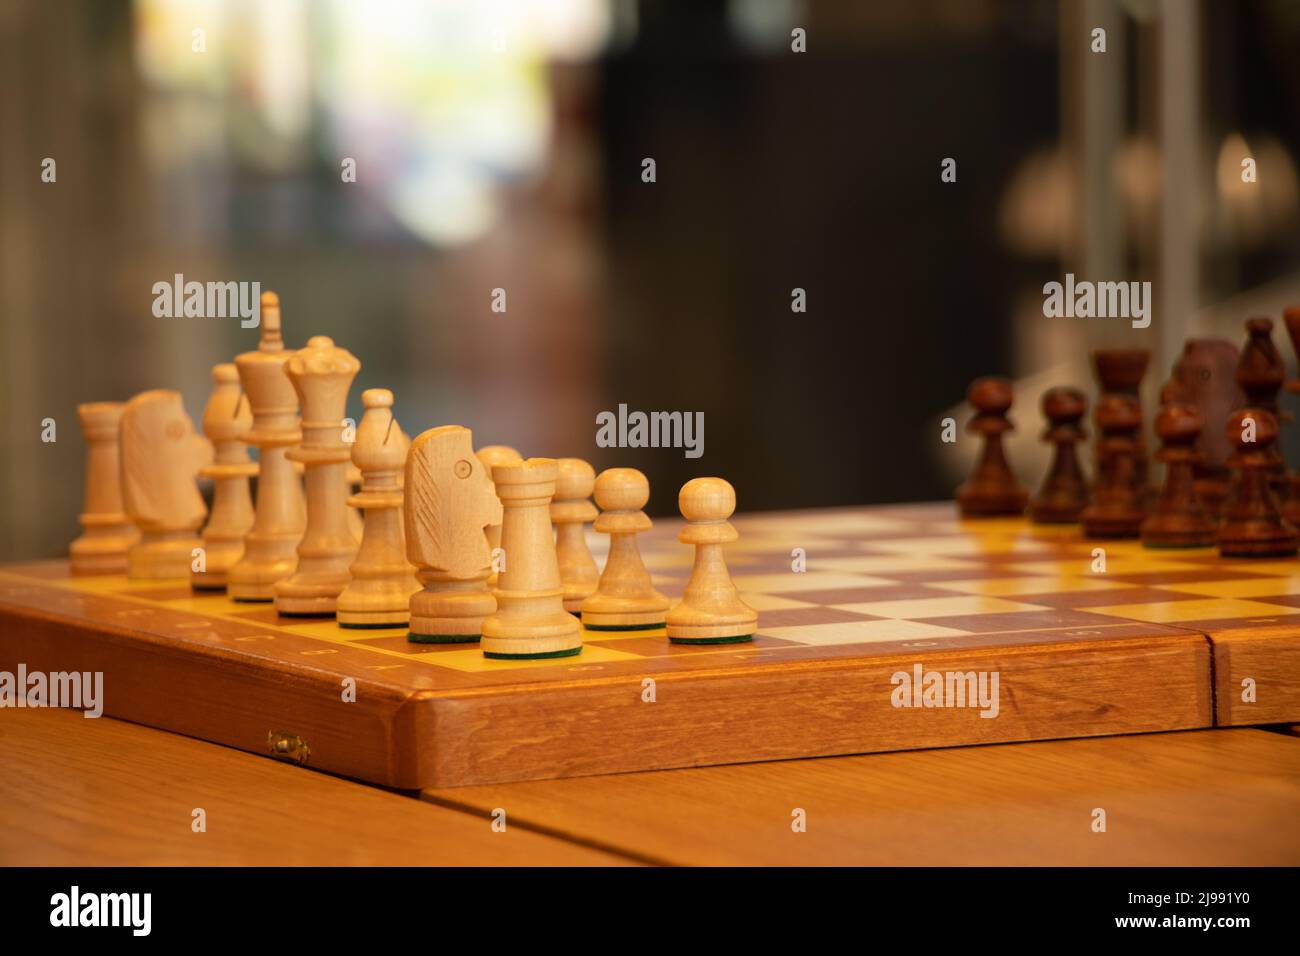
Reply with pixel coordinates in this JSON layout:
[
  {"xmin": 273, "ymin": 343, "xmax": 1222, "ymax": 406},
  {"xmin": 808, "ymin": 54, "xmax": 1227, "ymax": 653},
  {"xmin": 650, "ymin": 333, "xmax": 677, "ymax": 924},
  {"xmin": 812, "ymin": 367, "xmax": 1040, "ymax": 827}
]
[{"xmin": 3, "ymin": 501, "xmax": 1297, "ymax": 789}]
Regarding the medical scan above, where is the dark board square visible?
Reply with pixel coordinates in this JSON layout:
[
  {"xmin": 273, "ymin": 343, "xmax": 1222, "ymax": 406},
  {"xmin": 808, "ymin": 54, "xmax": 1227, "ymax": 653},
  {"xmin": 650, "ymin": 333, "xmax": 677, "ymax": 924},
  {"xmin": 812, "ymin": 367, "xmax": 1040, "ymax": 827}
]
[
  {"xmin": 1022, "ymin": 587, "xmax": 1208, "ymax": 609},
  {"xmin": 753, "ymin": 606, "xmax": 885, "ymax": 628},
  {"xmin": 782, "ymin": 585, "xmax": 944, "ymax": 605},
  {"xmin": 914, "ymin": 609, "xmax": 1140, "ymax": 635},
  {"xmin": 1106, "ymin": 570, "xmax": 1275, "ymax": 585}
]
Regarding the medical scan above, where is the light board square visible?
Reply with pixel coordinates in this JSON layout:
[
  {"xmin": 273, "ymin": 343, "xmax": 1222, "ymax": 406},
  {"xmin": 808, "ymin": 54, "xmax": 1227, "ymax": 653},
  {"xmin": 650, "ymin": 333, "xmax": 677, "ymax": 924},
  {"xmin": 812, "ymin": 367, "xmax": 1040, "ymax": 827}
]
[
  {"xmin": 830, "ymin": 595, "xmax": 1047, "ymax": 619},
  {"xmin": 1087, "ymin": 598, "xmax": 1300, "ymax": 624},
  {"xmin": 763, "ymin": 618, "xmax": 971, "ymax": 646},
  {"xmin": 1163, "ymin": 578, "xmax": 1300, "ymax": 599},
  {"xmin": 928, "ymin": 576, "xmax": 1131, "ymax": 596},
  {"xmin": 732, "ymin": 572, "xmax": 896, "ymax": 593}
]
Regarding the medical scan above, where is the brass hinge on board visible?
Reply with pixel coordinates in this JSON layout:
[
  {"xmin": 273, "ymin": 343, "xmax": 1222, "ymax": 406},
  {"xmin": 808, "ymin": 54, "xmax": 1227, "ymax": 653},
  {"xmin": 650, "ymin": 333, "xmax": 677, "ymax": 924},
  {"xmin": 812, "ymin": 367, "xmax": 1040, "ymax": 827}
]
[{"xmin": 267, "ymin": 731, "xmax": 311, "ymax": 765}]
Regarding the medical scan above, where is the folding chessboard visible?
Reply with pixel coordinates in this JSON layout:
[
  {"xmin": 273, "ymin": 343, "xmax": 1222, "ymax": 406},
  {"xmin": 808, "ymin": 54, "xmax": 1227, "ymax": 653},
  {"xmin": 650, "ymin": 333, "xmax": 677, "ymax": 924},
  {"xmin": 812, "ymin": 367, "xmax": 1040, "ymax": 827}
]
[{"xmin": 2, "ymin": 502, "xmax": 1297, "ymax": 788}]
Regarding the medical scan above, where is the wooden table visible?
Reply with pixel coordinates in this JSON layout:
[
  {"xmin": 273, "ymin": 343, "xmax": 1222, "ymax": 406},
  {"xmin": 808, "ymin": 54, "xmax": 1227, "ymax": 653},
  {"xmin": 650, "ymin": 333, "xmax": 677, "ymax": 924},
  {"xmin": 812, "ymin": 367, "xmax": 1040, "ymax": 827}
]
[
  {"xmin": 4, "ymin": 708, "xmax": 1298, "ymax": 866},
  {"xmin": 428, "ymin": 727, "xmax": 1300, "ymax": 865},
  {"xmin": 0, "ymin": 708, "xmax": 623, "ymax": 866}
]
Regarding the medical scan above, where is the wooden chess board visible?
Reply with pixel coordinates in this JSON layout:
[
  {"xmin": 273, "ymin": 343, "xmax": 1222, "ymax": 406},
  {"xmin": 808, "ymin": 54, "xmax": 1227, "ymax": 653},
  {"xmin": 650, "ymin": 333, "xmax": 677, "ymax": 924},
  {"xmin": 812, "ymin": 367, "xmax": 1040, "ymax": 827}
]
[{"xmin": 2, "ymin": 502, "xmax": 1297, "ymax": 788}]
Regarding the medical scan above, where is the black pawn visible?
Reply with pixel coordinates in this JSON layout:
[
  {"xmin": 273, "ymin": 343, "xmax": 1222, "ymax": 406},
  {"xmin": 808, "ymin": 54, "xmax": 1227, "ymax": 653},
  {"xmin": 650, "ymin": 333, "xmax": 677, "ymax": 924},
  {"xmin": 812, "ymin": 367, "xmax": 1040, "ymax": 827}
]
[
  {"xmin": 1141, "ymin": 403, "xmax": 1216, "ymax": 548},
  {"xmin": 956, "ymin": 377, "xmax": 1028, "ymax": 517},
  {"xmin": 1081, "ymin": 395, "xmax": 1144, "ymax": 539},
  {"xmin": 1236, "ymin": 317, "xmax": 1288, "ymax": 500},
  {"xmin": 1219, "ymin": 408, "xmax": 1298, "ymax": 557},
  {"xmin": 1029, "ymin": 387, "xmax": 1088, "ymax": 524}
]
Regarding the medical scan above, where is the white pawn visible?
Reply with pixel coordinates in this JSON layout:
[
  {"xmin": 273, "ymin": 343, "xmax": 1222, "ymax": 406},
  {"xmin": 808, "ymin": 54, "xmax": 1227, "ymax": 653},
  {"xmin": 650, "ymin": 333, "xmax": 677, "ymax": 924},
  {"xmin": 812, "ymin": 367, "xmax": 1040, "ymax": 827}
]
[
  {"xmin": 552, "ymin": 458, "xmax": 599, "ymax": 614},
  {"xmin": 666, "ymin": 478, "xmax": 757, "ymax": 644},
  {"xmin": 337, "ymin": 389, "xmax": 420, "ymax": 627},
  {"xmin": 580, "ymin": 468, "xmax": 669, "ymax": 631}
]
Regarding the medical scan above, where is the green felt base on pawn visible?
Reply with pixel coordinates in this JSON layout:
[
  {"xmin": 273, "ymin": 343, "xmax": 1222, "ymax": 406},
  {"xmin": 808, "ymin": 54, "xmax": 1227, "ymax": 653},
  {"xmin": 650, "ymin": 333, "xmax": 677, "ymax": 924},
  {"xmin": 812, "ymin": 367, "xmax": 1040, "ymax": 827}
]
[
  {"xmin": 190, "ymin": 584, "xmax": 226, "ymax": 593},
  {"xmin": 483, "ymin": 647, "xmax": 583, "ymax": 660},
  {"xmin": 231, "ymin": 596, "xmax": 273, "ymax": 604},
  {"xmin": 582, "ymin": 621, "xmax": 665, "ymax": 632},
  {"xmin": 408, "ymin": 632, "xmax": 480, "ymax": 644},
  {"xmin": 277, "ymin": 610, "xmax": 336, "ymax": 619},
  {"xmin": 669, "ymin": 633, "xmax": 754, "ymax": 645},
  {"xmin": 339, "ymin": 621, "xmax": 409, "ymax": 630}
]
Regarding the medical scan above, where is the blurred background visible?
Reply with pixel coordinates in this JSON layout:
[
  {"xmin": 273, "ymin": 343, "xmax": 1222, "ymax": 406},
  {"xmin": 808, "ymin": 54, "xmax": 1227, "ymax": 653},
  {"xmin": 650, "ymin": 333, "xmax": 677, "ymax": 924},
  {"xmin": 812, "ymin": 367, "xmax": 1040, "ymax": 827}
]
[{"xmin": 1, "ymin": 0, "xmax": 1299, "ymax": 560}]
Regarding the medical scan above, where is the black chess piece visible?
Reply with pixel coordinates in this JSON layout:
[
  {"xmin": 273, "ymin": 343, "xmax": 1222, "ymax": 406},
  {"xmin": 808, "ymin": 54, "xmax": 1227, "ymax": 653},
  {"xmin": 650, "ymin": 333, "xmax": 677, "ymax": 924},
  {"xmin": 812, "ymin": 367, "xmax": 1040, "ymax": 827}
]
[
  {"xmin": 956, "ymin": 377, "xmax": 1028, "ymax": 517},
  {"xmin": 1219, "ymin": 408, "xmax": 1299, "ymax": 557},
  {"xmin": 1029, "ymin": 387, "xmax": 1088, "ymax": 524},
  {"xmin": 1081, "ymin": 394, "xmax": 1144, "ymax": 539},
  {"xmin": 1141, "ymin": 403, "xmax": 1216, "ymax": 548}
]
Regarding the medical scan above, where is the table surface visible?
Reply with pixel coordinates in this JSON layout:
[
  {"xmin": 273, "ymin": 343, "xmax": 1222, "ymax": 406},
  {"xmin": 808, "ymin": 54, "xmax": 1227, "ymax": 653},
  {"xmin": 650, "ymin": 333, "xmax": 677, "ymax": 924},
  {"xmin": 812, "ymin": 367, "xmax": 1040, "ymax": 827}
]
[
  {"xmin": 0, "ymin": 708, "xmax": 625, "ymax": 866},
  {"xmin": 3, "ymin": 707, "xmax": 1298, "ymax": 866},
  {"xmin": 428, "ymin": 727, "xmax": 1300, "ymax": 865}
]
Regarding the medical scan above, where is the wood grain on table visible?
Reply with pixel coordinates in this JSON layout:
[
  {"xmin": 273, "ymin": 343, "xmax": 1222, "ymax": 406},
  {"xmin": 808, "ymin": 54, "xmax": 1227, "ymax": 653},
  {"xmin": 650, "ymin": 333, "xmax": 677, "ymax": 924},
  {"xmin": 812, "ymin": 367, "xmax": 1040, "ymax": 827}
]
[
  {"xmin": 0, "ymin": 708, "xmax": 628, "ymax": 866},
  {"xmin": 426, "ymin": 729, "xmax": 1300, "ymax": 866}
]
